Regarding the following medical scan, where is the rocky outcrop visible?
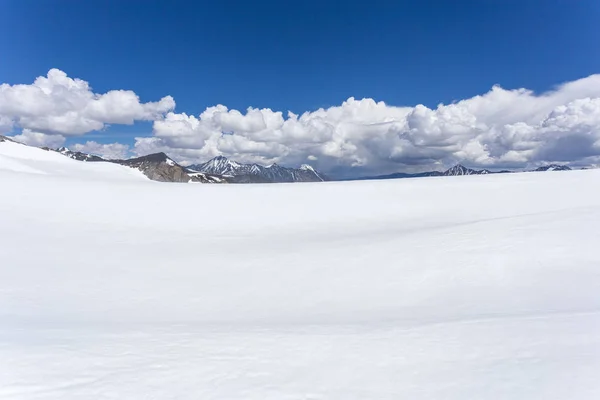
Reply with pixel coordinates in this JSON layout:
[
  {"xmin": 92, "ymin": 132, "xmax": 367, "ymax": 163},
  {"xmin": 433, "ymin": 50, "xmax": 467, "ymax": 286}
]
[
  {"xmin": 42, "ymin": 146, "xmax": 226, "ymax": 183},
  {"xmin": 114, "ymin": 153, "xmax": 189, "ymax": 182},
  {"xmin": 112, "ymin": 153, "xmax": 225, "ymax": 183}
]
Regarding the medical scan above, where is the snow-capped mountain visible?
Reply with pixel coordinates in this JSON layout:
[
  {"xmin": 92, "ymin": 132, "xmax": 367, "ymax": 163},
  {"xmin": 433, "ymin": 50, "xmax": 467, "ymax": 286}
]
[
  {"xmin": 114, "ymin": 152, "xmax": 224, "ymax": 183},
  {"xmin": 188, "ymin": 155, "xmax": 327, "ymax": 183},
  {"xmin": 534, "ymin": 164, "xmax": 571, "ymax": 172},
  {"xmin": 0, "ymin": 136, "xmax": 576, "ymax": 184},
  {"xmin": 0, "ymin": 137, "xmax": 226, "ymax": 184},
  {"xmin": 46, "ymin": 145, "xmax": 224, "ymax": 183},
  {"xmin": 54, "ymin": 147, "xmax": 105, "ymax": 162},
  {"xmin": 0, "ymin": 136, "xmax": 147, "ymax": 181},
  {"xmin": 355, "ymin": 164, "xmax": 494, "ymax": 180},
  {"xmin": 355, "ymin": 162, "xmax": 575, "ymax": 181},
  {"xmin": 190, "ymin": 155, "xmax": 244, "ymax": 176},
  {"xmin": 442, "ymin": 164, "xmax": 491, "ymax": 176}
]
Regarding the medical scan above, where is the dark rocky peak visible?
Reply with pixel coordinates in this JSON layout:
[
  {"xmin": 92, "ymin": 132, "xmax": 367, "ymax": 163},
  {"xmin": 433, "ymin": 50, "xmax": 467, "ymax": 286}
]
[
  {"xmin": 112, "ymin": 153, "xmax": 190, "ymax": 182},
  {"xmin": 188, "ymin": 155, "xmax": 242, "ymax": 176},
  {"xmin": 444, "ymin": 164, "xmax": 470, "ymax": 175},
  {"xmin": 443, "ymin": 164, "xmax": 490, "ymax": 176},
  {"xmin": 534, "ymin": 164, "xmax": 571, "ymax": 172},
  {"xmin": 111, "ymin": 153, "xmax": 224, "ymax": 183}
]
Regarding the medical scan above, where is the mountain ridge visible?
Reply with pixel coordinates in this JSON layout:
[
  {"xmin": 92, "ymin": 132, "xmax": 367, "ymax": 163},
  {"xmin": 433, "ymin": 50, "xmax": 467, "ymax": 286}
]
[
  {"xmin": 40, "ymin": 146, "xmax": 327, "ymax": 184},
  {"xmin": 114, "ymin": 152, "xmax": 225, "ymax": 183},
  {"xmin": 351, "ymin": 163, "xmax": 571, "ymax": 181},
  {"xmin": 0, "ymin": 136, "xmax": 578, "ymax": 183},
  {"xmin": 41, "ymin": 146, "xmax": 226, "ymax": 183},
  {"xmin": 188, "ymin": 156, "xmax": 328, "ymax": 183}
]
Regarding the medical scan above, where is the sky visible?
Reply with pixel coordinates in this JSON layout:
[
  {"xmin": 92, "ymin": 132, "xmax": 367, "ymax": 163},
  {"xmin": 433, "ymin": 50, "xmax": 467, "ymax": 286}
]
[{"xmin": 1, "ymin": 0, "xmax": 600, "ymax": 177}]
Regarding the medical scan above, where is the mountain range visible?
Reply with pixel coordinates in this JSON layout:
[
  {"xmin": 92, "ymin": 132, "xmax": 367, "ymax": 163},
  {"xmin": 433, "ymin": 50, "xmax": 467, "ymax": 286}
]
[
  {"xmin": 48, "ymin": 147, "xmax": 576, "ymax": 183},
  {"xmin": 42, "ymin": 146, "xmax": 225, "ymax": 183},
  {"xmin": 0, "ymin": 135, "xmax": 576, "ymax": 183},
  {"xmin": 188, "ymin": 156, "xmax": 328, "ymax": 183},
  {"xmin": 42, "ymin": 144, "xmax": 327, "ymax": 183},
  {"xmin": 55, "ymin": 147, "xmax": 105, "ymax": 162},
  {"xmin": 533, "ymin": 164, "xmax": 572, "ymax": 172},
  {"xmin": 354, "ymin": 163, "xmax": 569, "ymax": 181}
]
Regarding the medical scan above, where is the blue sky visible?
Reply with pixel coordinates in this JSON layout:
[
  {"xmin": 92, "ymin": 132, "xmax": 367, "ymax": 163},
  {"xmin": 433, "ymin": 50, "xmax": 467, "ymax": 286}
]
[{"xmin": 1, "ymin": 0, "xmax": 600, "ymax": 176}]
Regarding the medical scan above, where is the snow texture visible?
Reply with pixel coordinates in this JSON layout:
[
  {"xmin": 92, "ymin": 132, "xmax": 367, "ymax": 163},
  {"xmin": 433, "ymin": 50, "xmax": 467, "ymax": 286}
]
[{"xmin": 1, "ymin": 140, "xmax": 600, "ymax": 399}]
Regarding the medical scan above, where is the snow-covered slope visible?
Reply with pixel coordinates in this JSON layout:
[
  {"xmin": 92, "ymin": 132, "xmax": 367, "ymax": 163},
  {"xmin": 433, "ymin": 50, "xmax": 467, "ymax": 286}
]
[
  {"xmin": 0, "ymin": 139, "xmax": 225, "ymax": 184},
  {"xmin": 1, "ymin": 142, "xmax": 600, "ymax": 399},
  {"xmin": 0, "ymin": 138, "xmax": 146, "ymax": 181}
]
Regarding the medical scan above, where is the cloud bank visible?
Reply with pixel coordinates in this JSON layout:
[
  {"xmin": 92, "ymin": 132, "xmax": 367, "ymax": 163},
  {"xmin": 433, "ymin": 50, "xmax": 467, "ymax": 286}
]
[
  {"xmin": 3, "ymin": 69, "xmax": 600, "ymax": 175},
  {"xmin": 0, "ymin": 68, "xmax": 174, "ymax": 136},
  {"xmin": 70, "ymin": 141, "xmax": 130, "ymax": 160}
]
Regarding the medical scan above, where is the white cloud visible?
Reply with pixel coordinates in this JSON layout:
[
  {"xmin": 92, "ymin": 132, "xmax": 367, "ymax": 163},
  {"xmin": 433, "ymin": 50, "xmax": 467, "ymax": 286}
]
[
  {"xmin": 10, "ymin": 129, "xmax": 66, "ymax": 148},
  {"xmin": 0, "ymin": 69, "xmax": 175, "ymax": 136},
  {"xmin": 5, "ymin": 69, "xmax": 600, "ymax": 175},
  {"xmin": 8, "ymin": 130, "xmax": 129, "ymax": 161},
  {"xmin": 70, "ymin": 141, "xmax": 130, "ymax": 160},
  {"xmin": 133, "ymin": 75, "xmax": 600, "ymax": 174},
  {"xmin": 0, "ymin": 115, "xmax": 14, "ymax": 134}
]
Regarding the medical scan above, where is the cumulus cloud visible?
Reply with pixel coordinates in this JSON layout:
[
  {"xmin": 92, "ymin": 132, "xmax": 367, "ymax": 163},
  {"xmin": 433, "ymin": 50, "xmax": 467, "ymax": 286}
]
[
  {"xmin": 0, "ymin": 115, "xmax": 13, "ymax": 133},
  {"xmin": 11, "ymin": 129, "xmax": 66, "ymax": 148},
  {"xmin": 70, "ymin": 141, "xmax": 130, "ymax": 160},
  {"xmin": 4, "ymin": 69, "xmax": 600, "ymax": 176},
  {"xmin": 0, "ymin": 69, "xmax": 175, "ymax": 136},
  {"xmin": 10, "ymin": 130, "xmax": 130, "ymax": 160},
  {"xmin": 133, "ymin": 74, "xmax": 600, "ymax": 175}
]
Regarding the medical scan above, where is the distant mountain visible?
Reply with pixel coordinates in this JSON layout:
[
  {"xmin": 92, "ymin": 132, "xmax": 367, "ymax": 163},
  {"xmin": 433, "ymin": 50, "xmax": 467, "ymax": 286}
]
[
  {"xmin": 356, "ymin": 164, "xmax": 493, "ymax": 181},
  {"xmin": 55, "ymin": 147, "xmax": 105, "ymax": 162},
  {"xmin": 443, "ymin": 164, "xmax": 491, "ymax": 176},
  {"xmin": 46, "ymin": 148, "xmax": 325, "ymax": 183},
  {"xmin": 191, "ymin": 155, "xmax": 246, "ymax": 176},
  {"xmin": 113, "ymin": 152, "xmax": 225, "ymax": 183},
  {"xmin": 354, "ymin": 163, "xmax": 576, "ymax": 181},
  {"xmin": 534, "ymin": 164, "xmax": 571, "ymax": 172},
  {"xmin": 3, "ymin": 136, "xmax": 577, "ymax": 184},
  {"xmin": 188, "ymin": 155, "xmax": 327, "ymax": 183}
]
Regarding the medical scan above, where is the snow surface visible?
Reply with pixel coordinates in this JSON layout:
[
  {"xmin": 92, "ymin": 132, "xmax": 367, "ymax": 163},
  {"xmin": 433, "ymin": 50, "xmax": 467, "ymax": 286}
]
[
  {"xmin": 2, "ymin": 142, "xmax": 600, "ymax": 399},
  {"xmin": 0, "ymin": 141, "xmax": 146, "ymax": 181}
]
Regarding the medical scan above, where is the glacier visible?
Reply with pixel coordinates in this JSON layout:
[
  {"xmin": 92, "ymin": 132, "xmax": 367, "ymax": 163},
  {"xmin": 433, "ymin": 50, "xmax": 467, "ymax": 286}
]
[{"xmin": 1, "ymin": 138, "xmax": 600, "ymax": 399}]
